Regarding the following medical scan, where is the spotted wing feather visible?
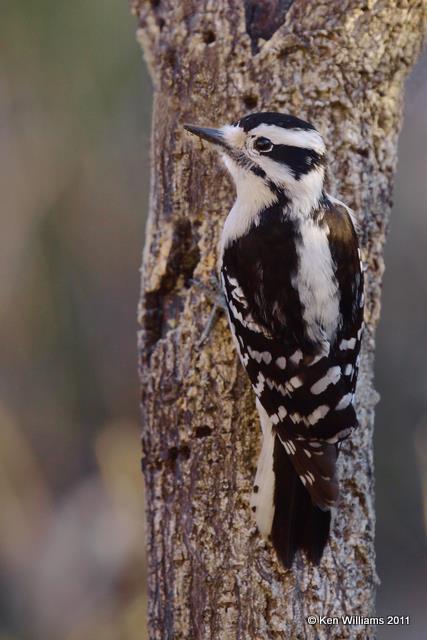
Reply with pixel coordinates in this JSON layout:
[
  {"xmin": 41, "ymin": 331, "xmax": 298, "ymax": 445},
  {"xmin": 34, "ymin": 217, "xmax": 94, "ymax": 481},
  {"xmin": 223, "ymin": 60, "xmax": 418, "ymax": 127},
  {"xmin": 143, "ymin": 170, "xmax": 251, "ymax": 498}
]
[{"xmin": 221, "ymin": 198, "xmax": 363, "ymax": 514}]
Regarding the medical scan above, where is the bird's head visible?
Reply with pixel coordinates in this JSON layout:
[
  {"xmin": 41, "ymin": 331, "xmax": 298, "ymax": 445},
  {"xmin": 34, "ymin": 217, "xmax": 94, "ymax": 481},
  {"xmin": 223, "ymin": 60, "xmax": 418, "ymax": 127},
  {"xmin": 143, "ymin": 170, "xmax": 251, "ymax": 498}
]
[{"xmin": 184, "ymin": 112, "xmax": 326, "ymax": 215}]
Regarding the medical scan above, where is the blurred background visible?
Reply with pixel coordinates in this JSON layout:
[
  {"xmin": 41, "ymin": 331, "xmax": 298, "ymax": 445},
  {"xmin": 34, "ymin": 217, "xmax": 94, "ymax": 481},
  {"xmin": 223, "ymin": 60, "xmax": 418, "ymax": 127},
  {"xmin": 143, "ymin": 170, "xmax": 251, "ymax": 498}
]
[
  {"xmin": 0, "ymin": 2, "xmax": 149, "ymax": 639},
  {"xmin": 0, "ymin": 2, "xmax": 425, "ymax": 639}
]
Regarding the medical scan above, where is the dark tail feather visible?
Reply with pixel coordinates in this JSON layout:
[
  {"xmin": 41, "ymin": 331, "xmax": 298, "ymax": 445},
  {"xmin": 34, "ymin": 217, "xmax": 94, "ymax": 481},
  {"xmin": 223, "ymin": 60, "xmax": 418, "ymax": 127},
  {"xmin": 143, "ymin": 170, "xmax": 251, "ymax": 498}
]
[{"xmin": 271, "ymin": 437, "xmax": 331, "ymax": 568}]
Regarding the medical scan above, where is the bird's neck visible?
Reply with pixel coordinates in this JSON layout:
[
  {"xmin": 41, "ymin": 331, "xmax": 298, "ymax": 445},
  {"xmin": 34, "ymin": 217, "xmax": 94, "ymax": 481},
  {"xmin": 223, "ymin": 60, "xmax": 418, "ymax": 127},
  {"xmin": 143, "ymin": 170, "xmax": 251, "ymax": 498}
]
[
  {"xmin": 220, "ymin": 171, "xmax": 277, "ymax": 255},
  {"xmin": 220, "ymin": 166, "xmax": 326, "ymax": 257},
  {"xmin": 282, "ymin": 167, "xmax": 326, "ymax": 219}
]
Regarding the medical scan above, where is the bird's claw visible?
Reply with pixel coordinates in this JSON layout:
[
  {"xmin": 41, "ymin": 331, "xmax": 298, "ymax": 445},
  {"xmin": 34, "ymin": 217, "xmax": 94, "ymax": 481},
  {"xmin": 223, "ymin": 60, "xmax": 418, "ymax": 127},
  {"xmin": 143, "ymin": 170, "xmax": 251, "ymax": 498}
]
[{"xmin": 191, "ymin": 277, "xmax": 227, "ymax": 347}]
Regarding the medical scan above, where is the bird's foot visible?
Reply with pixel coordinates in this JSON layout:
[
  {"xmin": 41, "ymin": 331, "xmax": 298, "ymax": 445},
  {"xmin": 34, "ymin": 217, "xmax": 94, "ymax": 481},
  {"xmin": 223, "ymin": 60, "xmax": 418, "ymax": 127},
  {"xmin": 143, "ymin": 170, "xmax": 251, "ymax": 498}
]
[{"xmin": 191, "ymin": 277, "xmax": 227, "ymax": 347}]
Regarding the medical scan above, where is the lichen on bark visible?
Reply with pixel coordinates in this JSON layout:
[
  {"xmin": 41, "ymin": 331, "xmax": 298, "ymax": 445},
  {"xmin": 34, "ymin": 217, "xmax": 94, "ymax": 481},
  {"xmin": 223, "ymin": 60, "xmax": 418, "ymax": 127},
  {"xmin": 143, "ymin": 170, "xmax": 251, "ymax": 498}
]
[{"xmin": 132, "ymin": 1, "xmax": 426, "ymax": 638}]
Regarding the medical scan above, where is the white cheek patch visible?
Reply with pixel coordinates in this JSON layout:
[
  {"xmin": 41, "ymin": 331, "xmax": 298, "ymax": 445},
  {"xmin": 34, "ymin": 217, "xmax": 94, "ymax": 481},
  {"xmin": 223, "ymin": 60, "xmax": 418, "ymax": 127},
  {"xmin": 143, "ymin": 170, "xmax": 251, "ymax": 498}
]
[
  {"xmin": 255, "ymin": 155, "xmax": 295, "ymax": 184},
  {"xmin": 254, "ymin": 155, "xmax": 325, "ymax": 216}
]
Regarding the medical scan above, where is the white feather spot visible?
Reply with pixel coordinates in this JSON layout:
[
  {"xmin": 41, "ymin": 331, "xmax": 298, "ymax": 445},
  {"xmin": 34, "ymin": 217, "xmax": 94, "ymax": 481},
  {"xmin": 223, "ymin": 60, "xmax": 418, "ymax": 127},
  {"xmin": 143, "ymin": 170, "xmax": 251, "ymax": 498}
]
[
  {"xmin": 278, "ymin": 405, "xmax": 287, "ymax": 419},
  {"xmin": 289, "ymin": 349, "xmax": 303, "ymax": 365},
  {"xmin": 226, "ymin": 275, "xmax": 239, "ymax": 288},
  {"xmin": 340, "ymin": 337, "xmax": 357, "ymax": 351},
  {"xmin": 344, "ymin": 364, "xmax": 353, "ymax": 376},
  {"xmin": 231, "ymin": 285, "xmax": 247, "ymax": 306},
  {"xmin": 307, "ymin": 405, "xmax": 330, "ymax": 425},
  {"xmin": 228, "ymin": 299, "xmax": 263, "ymax": 334},
  {"xmin": 326, "ymin": 427, "xmax": 352, "ymax": 444},
  {"xmin": 310, "ymin": 366, "xmax": 341, "ymax": 394},
  {"xmin": 290, "ymin": 412, "xmax": 303, "ymax": 424},
  {"xmin": 306, "ymin": 471, "xmax": 315, "ymax": 485},
  {"xmin": 248, "ymin": 347, "xmax": 259, "ymax": 361},
  {"xmin": 253, "ymin": 372, "xmax": 265, "ymax": 396},
  {"xmin": 279, "ymin": 436, "xmax": 296, "ymax": 455},
  {"xmin": 247, "ymin": 346, "xmax": 272, "ymax": 364},
  {"xmin": 266, "ymin": 378, "xmax": 287, "ymax": 395},
  {"xmin": 229, "ymin": 325, "xmax": 249, "ymax": 368},
  {"xmin": 289, "ymin": 375, "xmax": 303, "ymax": 389},
  {"xmin": 336, "ymin": 393, "xmax": 352, "ymax": 410},
  {"xmin": 282, "ymin": 440, "xmax": 292, "ymax": 455},
  {"xmin": 276, "ymin": 356, "xmax": 287, "ymax": 369}
]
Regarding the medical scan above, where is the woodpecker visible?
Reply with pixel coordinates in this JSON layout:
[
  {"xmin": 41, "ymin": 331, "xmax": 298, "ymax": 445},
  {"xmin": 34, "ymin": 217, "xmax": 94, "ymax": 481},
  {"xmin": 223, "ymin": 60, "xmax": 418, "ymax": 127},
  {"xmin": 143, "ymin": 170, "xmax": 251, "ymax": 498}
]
[{"xmin": 184, "ymin": 112, "xmax": 364, "ymax": 568}]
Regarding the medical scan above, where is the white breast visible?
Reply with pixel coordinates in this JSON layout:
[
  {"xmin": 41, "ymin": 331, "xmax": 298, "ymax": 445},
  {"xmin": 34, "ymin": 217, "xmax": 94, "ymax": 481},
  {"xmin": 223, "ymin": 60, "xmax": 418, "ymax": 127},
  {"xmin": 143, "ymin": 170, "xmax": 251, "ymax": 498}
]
[{"xmin": 293, "ymin": 220, "xmax": 340, "ymax": 343}]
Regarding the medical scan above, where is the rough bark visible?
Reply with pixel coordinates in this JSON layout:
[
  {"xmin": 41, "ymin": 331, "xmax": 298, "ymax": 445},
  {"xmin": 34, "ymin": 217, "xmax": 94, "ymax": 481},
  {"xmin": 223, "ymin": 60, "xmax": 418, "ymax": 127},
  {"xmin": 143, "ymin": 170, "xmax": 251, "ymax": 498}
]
[{"xmin": 133, "ymin": 1, "xmax": 426, "ymax": 638}]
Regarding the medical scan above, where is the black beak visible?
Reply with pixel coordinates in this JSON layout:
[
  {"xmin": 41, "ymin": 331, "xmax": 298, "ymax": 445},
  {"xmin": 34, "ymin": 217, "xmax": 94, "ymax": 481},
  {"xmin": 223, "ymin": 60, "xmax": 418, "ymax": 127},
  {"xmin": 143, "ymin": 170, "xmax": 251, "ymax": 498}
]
[{"xmin": 183, "ymin": 124, "xmax": 227, "ymax": 149}]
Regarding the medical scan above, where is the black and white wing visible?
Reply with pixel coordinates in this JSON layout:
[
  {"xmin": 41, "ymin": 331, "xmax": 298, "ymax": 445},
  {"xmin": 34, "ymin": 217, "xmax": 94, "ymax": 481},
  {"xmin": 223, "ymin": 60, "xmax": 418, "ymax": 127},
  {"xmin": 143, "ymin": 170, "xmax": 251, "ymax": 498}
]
[{"xmin": 221, "ymin": 200, "xmax": 364, "ymax": 514}]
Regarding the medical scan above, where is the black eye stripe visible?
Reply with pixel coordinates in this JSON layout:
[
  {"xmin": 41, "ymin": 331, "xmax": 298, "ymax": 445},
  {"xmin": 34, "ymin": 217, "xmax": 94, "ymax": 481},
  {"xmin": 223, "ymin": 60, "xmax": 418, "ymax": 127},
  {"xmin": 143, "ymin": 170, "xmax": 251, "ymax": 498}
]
[{"xmin": 266, "ymin": 144, "xmax": 325, "ymax": 180}]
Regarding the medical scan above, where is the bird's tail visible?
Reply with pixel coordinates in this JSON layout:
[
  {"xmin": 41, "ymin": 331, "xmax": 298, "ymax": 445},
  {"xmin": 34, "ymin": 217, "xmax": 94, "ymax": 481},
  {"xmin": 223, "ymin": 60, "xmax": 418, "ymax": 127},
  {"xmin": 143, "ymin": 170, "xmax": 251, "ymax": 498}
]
[
  {"xmin": 251, "ymin": 401, "xmax": 337, "ymax": 567},
  {"xmin": 250, "ymin": 420, "xmax": 276, "ymax": 539},
  {"xmin": 270, "ymin": 436, "xmax": 332, "ymax": 568}
]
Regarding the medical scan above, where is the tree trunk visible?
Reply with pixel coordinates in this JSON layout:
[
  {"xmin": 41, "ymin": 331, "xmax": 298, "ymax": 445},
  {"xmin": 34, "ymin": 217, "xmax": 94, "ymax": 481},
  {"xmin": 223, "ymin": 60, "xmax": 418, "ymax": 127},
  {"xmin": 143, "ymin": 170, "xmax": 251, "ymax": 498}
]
[{"xmin": 133, "ymin": 1, "xmax": 426, "ymax": 638}]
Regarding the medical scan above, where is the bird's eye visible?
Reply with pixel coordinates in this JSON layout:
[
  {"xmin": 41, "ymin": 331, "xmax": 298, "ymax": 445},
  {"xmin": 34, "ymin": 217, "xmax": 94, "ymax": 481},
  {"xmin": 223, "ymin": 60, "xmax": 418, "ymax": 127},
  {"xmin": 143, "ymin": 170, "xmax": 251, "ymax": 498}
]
[{"xmin": 254, "ymin": 137, "xmax": 273, "ymax": 153}]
